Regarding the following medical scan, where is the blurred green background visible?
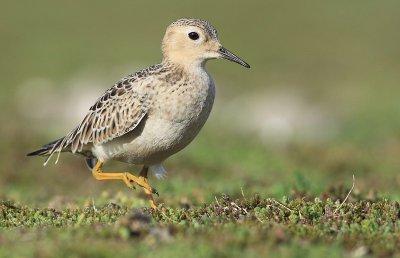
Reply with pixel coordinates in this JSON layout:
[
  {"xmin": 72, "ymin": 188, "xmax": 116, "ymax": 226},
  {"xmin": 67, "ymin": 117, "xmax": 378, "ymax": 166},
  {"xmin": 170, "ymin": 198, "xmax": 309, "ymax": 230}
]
[{"xmin": 1, "ymin": 0, "xmax": 400, "ymax": 206}]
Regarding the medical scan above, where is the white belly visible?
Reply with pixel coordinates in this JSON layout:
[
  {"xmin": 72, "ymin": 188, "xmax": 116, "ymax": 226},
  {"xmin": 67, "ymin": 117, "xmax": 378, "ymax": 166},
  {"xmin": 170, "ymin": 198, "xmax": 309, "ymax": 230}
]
[{"xmin": 91, "ymin": 118, "xmax": 187, "ymax": 163}]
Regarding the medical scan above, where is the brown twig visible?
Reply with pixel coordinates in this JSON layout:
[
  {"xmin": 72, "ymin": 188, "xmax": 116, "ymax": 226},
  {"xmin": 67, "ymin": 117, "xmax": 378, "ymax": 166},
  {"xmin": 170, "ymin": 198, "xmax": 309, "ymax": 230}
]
[
  {"xmin": 272, "ymin": 199, "xmax": 293, "ymax": 212},
  {"xmin": 214, "ymin": 196, "xmax": 221, "ymax": 207},
  {"xmin": 241, "ymin": 187, "xmax": 247, "ymax": 201},
  {"xmin": 333, "ymin": 174, "xmax": 355, "ymax": 215}
]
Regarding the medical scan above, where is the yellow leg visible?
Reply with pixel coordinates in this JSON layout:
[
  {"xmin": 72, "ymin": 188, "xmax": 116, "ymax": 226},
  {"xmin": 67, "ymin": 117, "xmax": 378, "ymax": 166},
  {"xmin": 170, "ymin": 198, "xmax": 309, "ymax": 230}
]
[
  {"xmin": 139, "ymin": 167, "xmax": 157, "ymax": 209},
  {"xmin": 92, "ymin": 161, "xmax": 158, "ymax": 209}
]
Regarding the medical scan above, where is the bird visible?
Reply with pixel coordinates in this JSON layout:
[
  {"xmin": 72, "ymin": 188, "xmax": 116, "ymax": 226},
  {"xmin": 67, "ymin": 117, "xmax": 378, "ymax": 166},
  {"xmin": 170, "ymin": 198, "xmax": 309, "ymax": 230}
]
[{"xmin": 27, "ymin": 18, "xmax": 250, "ymax": 209}]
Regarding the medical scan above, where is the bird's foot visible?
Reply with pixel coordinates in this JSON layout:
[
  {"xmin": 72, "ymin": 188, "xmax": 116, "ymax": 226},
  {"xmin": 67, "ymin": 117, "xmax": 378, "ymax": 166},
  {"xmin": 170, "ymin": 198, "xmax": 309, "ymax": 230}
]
[
  {"xmin": 122, "ymin": 173, "xmax": 159, "ymax": 197},
  {"xmin": 91, "ymin": 161, "xmax": 158, "ymax": 209}
]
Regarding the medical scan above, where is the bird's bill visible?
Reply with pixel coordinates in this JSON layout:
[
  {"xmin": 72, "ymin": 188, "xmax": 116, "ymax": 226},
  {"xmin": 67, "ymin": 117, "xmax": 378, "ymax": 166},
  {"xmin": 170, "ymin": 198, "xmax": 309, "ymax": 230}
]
[{"xmin": 218, "ymin": 46, "xmax": 250, "ymax": 68}]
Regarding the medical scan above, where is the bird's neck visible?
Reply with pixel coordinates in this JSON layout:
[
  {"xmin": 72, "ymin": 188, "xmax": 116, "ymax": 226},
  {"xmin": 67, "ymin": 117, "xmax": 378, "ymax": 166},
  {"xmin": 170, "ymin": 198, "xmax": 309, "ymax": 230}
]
[
  {"xmin": 161, "ymin": 58, "xmax": 212, "ymax": 91},
  {"xmin": 162, "ymin": 57, "xmax": 207, "ymax": 76}
]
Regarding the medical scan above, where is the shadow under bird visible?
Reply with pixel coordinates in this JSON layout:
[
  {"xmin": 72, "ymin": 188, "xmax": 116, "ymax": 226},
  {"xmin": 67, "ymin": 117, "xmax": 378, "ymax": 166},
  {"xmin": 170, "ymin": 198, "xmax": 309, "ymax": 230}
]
[{"xmin": 27, "ymin": 18, "xmax": 250, "ymax": 209}]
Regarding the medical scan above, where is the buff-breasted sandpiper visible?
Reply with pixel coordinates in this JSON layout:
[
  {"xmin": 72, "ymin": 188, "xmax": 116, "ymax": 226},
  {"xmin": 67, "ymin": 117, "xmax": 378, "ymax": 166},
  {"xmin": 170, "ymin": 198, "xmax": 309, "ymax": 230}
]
[{"xmin": 27, "ymin": 18, "xmax": 250, "ymax": 209}]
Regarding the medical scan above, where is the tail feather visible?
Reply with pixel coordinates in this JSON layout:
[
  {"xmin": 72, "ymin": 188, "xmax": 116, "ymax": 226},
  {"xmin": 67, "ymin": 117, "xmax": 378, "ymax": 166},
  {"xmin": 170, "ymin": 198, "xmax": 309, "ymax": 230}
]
[{"xmin": 26, "ymin": 137, "xmax": 65, "ymax": 157}]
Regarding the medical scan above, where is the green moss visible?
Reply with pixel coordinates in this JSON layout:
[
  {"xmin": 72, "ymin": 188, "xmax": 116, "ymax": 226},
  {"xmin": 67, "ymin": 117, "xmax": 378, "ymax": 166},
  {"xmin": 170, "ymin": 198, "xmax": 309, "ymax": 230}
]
[{"xmin": 0, "ymin": 192, "xmax": 399, "ymax": 257}]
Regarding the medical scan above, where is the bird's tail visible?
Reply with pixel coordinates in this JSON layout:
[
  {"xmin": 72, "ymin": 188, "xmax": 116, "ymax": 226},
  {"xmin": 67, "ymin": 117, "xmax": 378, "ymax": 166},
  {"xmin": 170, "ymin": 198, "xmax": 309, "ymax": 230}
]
[{"xmin": 27, "ymin": 137, "xmax": 65, "ymax": 165}]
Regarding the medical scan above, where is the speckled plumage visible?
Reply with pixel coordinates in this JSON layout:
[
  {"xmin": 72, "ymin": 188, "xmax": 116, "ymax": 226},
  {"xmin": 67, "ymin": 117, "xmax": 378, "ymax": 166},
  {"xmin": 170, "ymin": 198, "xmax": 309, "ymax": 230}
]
[{"xmin": 28, "ymin": 18, "xmax": 249, "ymax": 196}]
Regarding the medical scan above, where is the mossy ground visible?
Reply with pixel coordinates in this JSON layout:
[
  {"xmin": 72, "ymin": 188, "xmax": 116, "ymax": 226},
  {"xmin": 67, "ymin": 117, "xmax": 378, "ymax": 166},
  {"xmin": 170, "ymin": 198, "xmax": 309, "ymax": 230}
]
[{"xmin": 1, "ymin": 190, "xmax": 399, "ymax": 258}]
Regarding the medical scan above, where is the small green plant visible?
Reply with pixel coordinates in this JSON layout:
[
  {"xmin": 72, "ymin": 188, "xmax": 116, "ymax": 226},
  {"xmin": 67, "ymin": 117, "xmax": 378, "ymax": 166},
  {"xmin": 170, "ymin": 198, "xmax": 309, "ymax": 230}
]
[{"xmin": 1, "ymin": 190, "xmax": 399, "ymax": 258}]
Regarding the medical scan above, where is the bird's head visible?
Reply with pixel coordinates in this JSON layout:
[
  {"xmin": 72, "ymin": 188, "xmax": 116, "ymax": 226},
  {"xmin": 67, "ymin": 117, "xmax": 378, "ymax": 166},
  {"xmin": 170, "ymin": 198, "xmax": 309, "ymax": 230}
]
[{"xmin": 162, "ymin": 18, "xmax": 250, "ymax": 69}]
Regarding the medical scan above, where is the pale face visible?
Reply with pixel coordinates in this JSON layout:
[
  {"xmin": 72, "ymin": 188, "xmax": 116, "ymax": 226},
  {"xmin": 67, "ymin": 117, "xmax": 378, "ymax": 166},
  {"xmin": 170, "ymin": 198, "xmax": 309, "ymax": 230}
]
[{"xmin": 162, "ymin": 25, "xmax": 250, "ymax": 68}]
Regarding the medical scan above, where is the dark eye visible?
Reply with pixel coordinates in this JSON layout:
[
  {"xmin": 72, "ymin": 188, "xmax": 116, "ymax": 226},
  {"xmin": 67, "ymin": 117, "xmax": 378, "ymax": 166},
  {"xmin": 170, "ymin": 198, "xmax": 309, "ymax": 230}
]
[{"xmin": 188, "ymin": 32, "xmax": 199, "ymax": 40}]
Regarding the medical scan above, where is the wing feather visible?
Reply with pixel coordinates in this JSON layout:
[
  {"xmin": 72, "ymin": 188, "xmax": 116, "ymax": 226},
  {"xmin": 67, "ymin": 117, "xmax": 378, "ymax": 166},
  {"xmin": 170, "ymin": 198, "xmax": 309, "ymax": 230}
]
[
  {"xmin": 79, "ymin": 86, "xmax": 148, "ymax": 149},
  {"xmin": 42, "ymin": 64, "xmax": 164, "ymax": 164},
  {"xmin": 65, "ymin": 81, "xmax": 148, "ymax": 153}
]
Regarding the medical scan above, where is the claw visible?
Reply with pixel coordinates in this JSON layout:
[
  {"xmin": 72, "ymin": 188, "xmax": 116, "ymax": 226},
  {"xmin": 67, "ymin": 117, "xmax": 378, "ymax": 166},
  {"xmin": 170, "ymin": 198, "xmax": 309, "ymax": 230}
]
[
  {"xmin": 152, "ymin": 188, "xmax": 159, "ymax": 197},
  {"xmin": 129, "ymin": 179, "xmax": 137, "ymax": 190}
]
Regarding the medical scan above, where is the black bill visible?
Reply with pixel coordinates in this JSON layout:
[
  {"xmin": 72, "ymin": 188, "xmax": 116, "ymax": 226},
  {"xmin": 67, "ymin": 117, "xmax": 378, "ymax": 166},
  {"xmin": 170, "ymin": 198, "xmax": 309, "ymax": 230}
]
[{"xmin": 218, "ymin": 46, "xmax": 250, "ymax": 68}]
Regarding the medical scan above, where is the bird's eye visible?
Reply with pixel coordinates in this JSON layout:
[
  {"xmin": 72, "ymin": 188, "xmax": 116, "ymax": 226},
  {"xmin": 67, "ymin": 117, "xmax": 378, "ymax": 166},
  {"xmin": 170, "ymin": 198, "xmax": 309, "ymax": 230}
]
[{"xmin": 188, "ymin": 32, "xmax": 199, "ymax": 40}]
